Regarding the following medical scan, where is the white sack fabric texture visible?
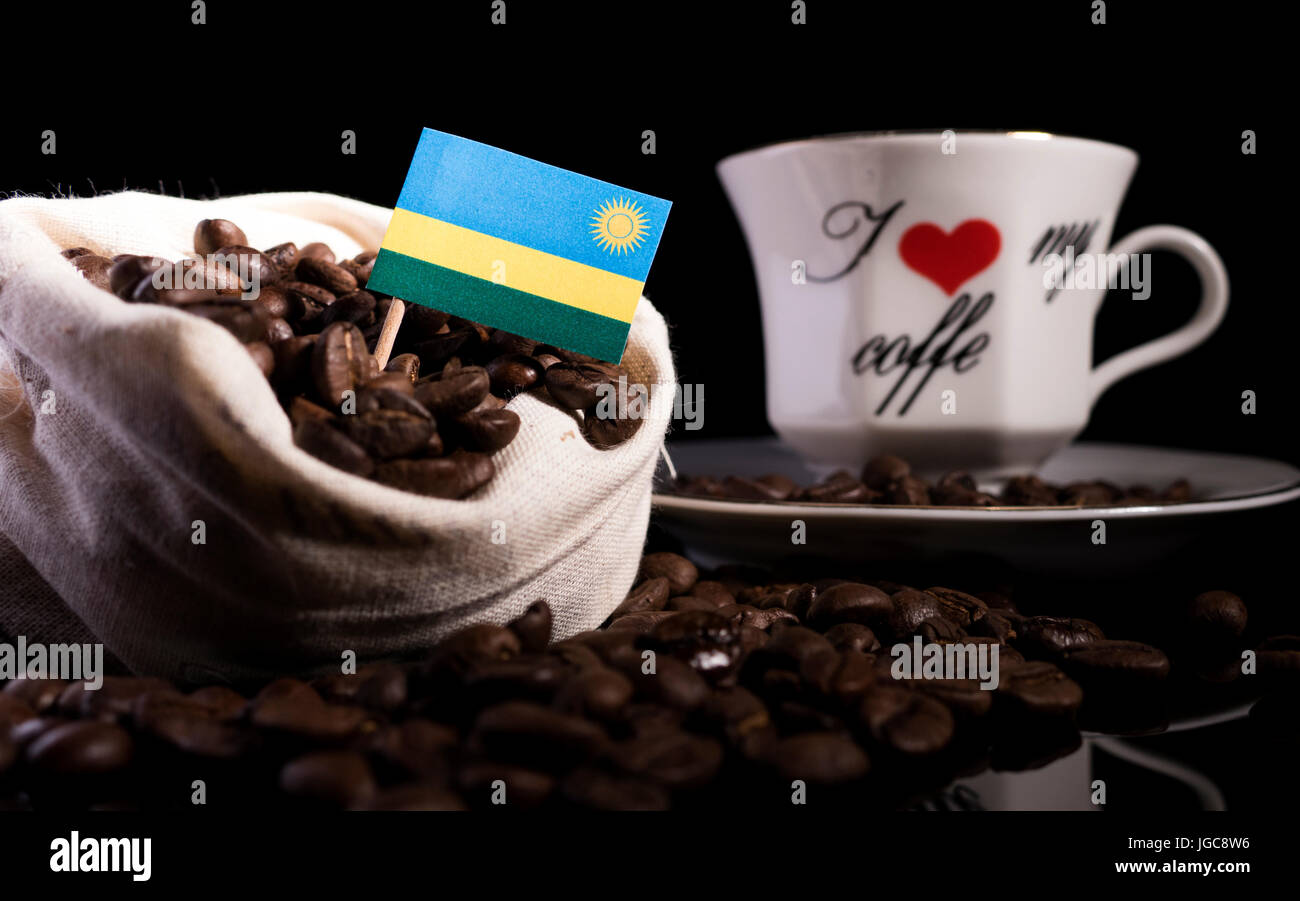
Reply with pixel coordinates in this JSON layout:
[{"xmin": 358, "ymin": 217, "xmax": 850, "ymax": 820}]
[{"xmin": 0, "ymin": 192, "xmax": 675, "ymax": 683}]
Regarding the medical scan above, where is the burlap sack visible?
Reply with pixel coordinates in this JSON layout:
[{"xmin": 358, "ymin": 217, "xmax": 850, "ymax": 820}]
[{"xmin": 0, "ymin": 191, "xmax": 675, "ymax": 683}]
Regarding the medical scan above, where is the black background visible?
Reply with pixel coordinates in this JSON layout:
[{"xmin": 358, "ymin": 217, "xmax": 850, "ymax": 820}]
[{"xmin": 0, "ymin": 1, "xmax": 1286, "ymax": 459}]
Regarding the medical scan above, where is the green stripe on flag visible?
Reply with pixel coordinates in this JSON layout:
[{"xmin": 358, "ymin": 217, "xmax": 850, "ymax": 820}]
[{"xmin": 368, "ymin": 250, "xmax": 632, "ymax": 363}]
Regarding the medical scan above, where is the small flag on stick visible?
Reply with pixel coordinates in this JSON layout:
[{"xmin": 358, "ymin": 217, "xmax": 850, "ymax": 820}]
[{"xmin": 367, "ymin": 128, "xmax": 671, "ymax": 363}]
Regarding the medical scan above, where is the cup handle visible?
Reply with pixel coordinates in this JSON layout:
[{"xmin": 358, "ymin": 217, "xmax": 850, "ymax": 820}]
[{"xmin": 1088, "ymin": 225, "xmax": 1229, "ymax": 407}]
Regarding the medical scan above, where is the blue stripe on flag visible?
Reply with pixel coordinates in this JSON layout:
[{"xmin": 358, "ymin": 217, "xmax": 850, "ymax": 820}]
[{"xmin": 393, "ymin": 128, "xmax": 671, "ymax": 282}]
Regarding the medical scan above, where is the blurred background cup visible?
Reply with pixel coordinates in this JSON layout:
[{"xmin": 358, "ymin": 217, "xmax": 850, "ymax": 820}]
[{"xmin": 717, "ymin": 131, "xmax": 1228, "ymax": 476}]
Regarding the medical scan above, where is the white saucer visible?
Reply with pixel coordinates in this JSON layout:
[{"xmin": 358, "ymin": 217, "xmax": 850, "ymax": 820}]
[{"xmin": 652, "ymin": 439, "xmax": 1300, "ymax": 573}]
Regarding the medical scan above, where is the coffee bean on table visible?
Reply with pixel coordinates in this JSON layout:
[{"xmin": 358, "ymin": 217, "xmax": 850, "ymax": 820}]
[
  {"xmin": 1180, "ymin": 590, "xmax": 1247, "ymax": 643},
  {"xmin": 861, "ymin": 454, "xmax": 910, "ymax": 490}
]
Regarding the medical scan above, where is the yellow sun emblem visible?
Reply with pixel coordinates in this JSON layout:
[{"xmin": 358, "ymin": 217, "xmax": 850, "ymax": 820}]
[{"xmin": 590, "ymin": 197, "xmax": 649, "ymax": 255}]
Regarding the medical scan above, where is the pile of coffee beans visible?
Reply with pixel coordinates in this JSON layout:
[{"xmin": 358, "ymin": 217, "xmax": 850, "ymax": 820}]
[
  {"xmin": 676, "ymin": 453, "xmax": 1192, "ymax": 507},
  {"xmin": 2, "ymin": 551, "xmax": 1290, "ymax": 811},
  {"xmin": 62, "ymin": 219, "xmax": 642, "ymax": 499}
]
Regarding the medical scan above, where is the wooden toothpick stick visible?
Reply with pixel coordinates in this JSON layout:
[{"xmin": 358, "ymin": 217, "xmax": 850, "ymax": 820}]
[{"xmin": 373, "ymin": 298, "xmax": 406, "ymax": 370}]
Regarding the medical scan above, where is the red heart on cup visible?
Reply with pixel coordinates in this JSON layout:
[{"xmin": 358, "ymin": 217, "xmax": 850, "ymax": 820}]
[{"xmin": 898, "ymin": 219, "xmax": 1001, "ymax": 295}]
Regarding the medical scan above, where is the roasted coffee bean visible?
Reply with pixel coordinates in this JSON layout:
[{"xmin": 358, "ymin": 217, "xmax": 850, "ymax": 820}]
[
  {"xmin": 508, "ymin": 601, "xmax": 553, "ymax": 653},
  {"xmin": 452, "ymin": 408, "xmax": 521, "ymax": 452},
  {"xmin": 457, "ymin": 762, "xmax": 554, "ymax": 808},
  {"xmin": 0, "ymin": 694, "xmax": 37, "ymax": 728},
  {"xmin": 553, "ymin": 667, "xmax": 634, "ymax": 720},
  {"xmin": 312, "ymin": 322, "xmax": 377, "ymax": 408},
  {"xmin": 582, "ymin": 393, "xmax": 645, "ymax": 449},
  {"xmin": 280, "ymin": 750, "xmax": 375, "ymax": 808},
  {"xmin": 919, "ymin": 678, "xmax": 993, "ymax": 719},
  {"xmin": 438, "ymin": 624, "xmax": 521, "ymax": 663},
  {"xmin": 610, "ymin": 731, "xmax": 724, "ymax": 790},
  {"xmin": 263, "ymin": 242, "xmax": 299, "ymax": 272},
  {"xmin": 621, "ymin": 657, "xmax": 710, "ymax": 711},
  {"xmin": 357, "ymin": 783, "xmax": 468, "ymax": 811},
  {"xmin": 319, "ymin": 290, "xmax": 376, "ymax": 328},
  {"xmin": 4, "ymin": 678, "xmax": 70, "ymax": 713},
  {"xmin": 62, "ymin": 246, "xmax": 96, "ymax": 259},
  {"xmin": 807, "ymin": 582, "xmax": 892, "ymax": 629},
  {"xmin": 471, "ymin": 701, "xmax": 607, "ymax": 767},
  {"xmin": 1014, "ymin": 616, "xmax": 1105, "ymax": 659},
  {"xmin": 970, "ymin": 610, "xmax": 1019, "ymax": 644},
  {"xmin": 638, "ymin": 553, "xmax": 698, "ymax": 595},
  {"xmin": 926, "ymin": 586, "xmax": 988, "ymax": 627},
  {"xmin": 107, "ymin": 255, "xmax": 168, "ymax": 298},
  {"xmin": 293, "ymin": 417, "xmax": 374, "ymax": 476},
  {"xmin": 212, "ymin": 243, "xmax": 281, "ymax": 287},
  {"xmin": 1059, "ymin": 640, "xmax": 1171, "ymax": 684},
  {"xmin": 1001, "ymin": 474, "xmax": 1058, "ymax": 506},
  {"xmin": 719, "ymin": 475, "xmax": 792, "ymax": 501},
  {"xmin": 861, "ymin": 454, "xmax": 910, "ymax": 490},
  {"xmin": 194, "ymin": 218, "xmax": 247, "ymax": 255},
  {"xmin": 57, "ymin": 677, "xmax": 172, "ymax": 722},
  {"xmin": 887, "ymin": 475, "xmax": 932, "ymax": 505},
  {"xmin": 1181, "ymin": 590, "xmax": 1247, "ymax": 642},
  {"xmin": 373, "ymin": 452, "xmax": 494, "ymax": 499},
  {"xmin": 641, "ymin": 611, "xmax": 741, "ymax": 680},
  {"xmin": 26, "ymin": 721, "xmax": 133, "ymax": 774},
  {"xmin": 342, "ymin": 406, "xmax": 436, "ymax": 460},
  {"xmin": 355, "ymin": 665, "xmax": 408, "ymax": 712},
  {"xmin": 485, "ymin": 353, "xmax": 543, "ymax": 399},
  {"xmin": 543, "ymin": 361, "xmax": 618, "ymax": 410},
  {"xmin": 888, "ymin": 589, "xmax": 946, "ymax": 638},
  {"xmin": 296, "ymin": 256, "xmax": 358, "ymax": 296},
  {"xmin": 385, "ymin": 352, "xmax": 421, "ymax": 383},
  {"xmin": 692, "ymin": 581, "xmax": 736, "ymax": 608},
  {"xmin": 609, "ymin": 577, "xmax": 671, "ymax": 619},
  {"xmin": 414, "ymin": 366, "xmax": 491, "ymax": 416},
  {"xmin": 860, "ymin": 685, "xmax": 955, "ymax": 755},
  {"xmin": 765, "ymin": 732, "xmax": 870, "ymax": 783},
  {"xmin": 803, "ymin": 471, "xmax": 877, "ymax": 503},
  {"xmin": 995, "ymin": 661, "xmax": 1083, "ymax": 716},
  {"xmin": 560, "ymin": 767, "xmax": 670, "ymax": 810},
  {"xmin": 297, "ymin": 241, "xmax": 335, "ymax": 264},
  {"xmin": 284, "ymin": 280, "xmax": 337, "ymax": 318},
  {"xmin": 665, "ymin": 595, "xmax": 716, "ymax": 613},
  {"xmin": 606, "ymin": 611, "xmax": 677, "ymax": 634},
  {"xmin": 823, "ymin": 622, "xmax": 881, "ymax": 653},
  {"xmin": 1257, "ymin": 635, "xmax": 1300, "ymax": 676}
]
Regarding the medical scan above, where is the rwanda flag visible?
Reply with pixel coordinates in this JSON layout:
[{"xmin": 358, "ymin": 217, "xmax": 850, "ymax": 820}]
[{"xmin": 368, "ymin": 128, "xmax": 671, "ymax": 363}]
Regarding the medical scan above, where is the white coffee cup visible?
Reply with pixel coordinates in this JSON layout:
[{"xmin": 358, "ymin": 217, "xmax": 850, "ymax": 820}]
[{"xmin": 717, "ymin": 131, "xmax": 1229, "ymax": 475}]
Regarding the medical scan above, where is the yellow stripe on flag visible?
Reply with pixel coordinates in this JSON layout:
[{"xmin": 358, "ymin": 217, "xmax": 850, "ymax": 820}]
[{"xmin": 382, "ymin": 208, "xmax": 644, "ymax": 323}]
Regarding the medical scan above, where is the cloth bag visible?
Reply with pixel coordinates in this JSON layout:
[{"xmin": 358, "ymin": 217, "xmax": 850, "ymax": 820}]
[{"xmin": 0, "ymin": 191, "xmax": 674, "ymax": 683}]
